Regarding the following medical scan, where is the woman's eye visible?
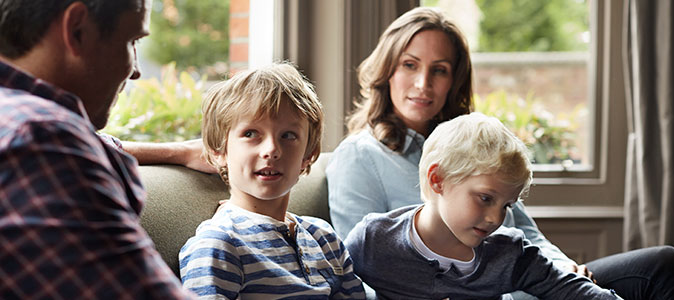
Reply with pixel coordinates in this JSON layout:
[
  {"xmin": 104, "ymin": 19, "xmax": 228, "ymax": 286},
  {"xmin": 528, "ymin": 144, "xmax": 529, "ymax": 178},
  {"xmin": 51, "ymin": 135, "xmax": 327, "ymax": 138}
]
[
  {"xmin": 282, "ymin": 131, "xmax": 298, "ymax": 140},
  {"xmin": 402, "ymin": 62, "xmax": 416, "ymax": 70},
  {"xmin": 432, "ymin": 67, "xmax": 448, "ymax": 75}
]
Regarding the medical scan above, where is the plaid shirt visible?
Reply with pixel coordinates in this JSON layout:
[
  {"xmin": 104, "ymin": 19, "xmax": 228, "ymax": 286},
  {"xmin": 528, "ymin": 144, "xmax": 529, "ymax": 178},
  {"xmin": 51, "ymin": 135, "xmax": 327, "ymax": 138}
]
[{"xmin": 0, "ymin": 61, "xmax": 195, "ymax": 299}]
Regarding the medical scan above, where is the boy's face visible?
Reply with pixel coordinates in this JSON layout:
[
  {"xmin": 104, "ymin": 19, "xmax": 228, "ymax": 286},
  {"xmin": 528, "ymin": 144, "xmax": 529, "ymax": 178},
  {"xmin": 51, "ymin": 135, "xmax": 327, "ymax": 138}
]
[
  {"xmin": 432, "ymin": 172, "xmax": 522, "ymax": 248},
  {"xmin": 216, "ymin": 99, "xmax": 312, "ymax": 204}
]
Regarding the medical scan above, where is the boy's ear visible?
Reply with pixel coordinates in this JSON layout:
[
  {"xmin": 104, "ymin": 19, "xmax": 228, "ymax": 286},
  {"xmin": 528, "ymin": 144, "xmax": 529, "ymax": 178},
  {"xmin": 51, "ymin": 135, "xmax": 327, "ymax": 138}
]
[
  {"xmin": 212, "ymin": 150, "xmax": 227, "ymax": 167},
  {"xmin": 301, "ymin": 148, "xmax": 318, "ymax": 170},
  {"xmin": 428, "ymin": 164, "xmax": 444, "ymax": 194},
  {"xmin": 61, "ymin": 2, "xmax": 91, "ymax": 56}
]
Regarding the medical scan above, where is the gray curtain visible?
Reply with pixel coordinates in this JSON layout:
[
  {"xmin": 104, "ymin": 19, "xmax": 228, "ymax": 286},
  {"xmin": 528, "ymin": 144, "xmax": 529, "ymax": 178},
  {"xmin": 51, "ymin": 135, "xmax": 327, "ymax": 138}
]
[{"xmin": 623, "ymin": 0, "xmax": 673, "ymax": 250}]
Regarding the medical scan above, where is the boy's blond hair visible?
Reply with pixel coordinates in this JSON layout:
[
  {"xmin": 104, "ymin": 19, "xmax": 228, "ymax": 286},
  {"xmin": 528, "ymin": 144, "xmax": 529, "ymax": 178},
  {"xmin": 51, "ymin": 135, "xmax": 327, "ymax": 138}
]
[
  {"xmin": 419, "ymin": 112, "xmax": 532, "ymax": 201},
  {"xmin": 201, "ymin": 62, "xmax": 323, "ymax": 183}
]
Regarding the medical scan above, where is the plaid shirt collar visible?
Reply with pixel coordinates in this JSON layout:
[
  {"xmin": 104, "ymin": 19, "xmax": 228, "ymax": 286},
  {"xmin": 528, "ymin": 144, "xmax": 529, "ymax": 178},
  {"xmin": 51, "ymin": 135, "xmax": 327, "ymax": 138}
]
[{"xmin": 0, "ymin": 59, "xmax": 91, "ymax": 125}]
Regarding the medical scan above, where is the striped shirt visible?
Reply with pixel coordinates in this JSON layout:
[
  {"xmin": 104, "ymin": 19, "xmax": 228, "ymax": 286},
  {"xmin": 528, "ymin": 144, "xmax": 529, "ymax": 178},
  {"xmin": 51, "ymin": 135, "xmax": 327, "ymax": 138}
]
[
  {"xmin": 179, "ymin": 202, "xmax": 365, "ymax": 299},
  {"xmin": 0, "ymin": 60, "xmax": 194, "ymax": 299}
]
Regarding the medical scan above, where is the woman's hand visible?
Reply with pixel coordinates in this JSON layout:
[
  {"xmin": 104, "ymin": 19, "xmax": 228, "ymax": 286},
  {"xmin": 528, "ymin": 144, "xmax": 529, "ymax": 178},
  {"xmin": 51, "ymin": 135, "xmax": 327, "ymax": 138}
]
[{"xmin": 570, "ymin": 264, "xmax": 596, "ymax": 283}]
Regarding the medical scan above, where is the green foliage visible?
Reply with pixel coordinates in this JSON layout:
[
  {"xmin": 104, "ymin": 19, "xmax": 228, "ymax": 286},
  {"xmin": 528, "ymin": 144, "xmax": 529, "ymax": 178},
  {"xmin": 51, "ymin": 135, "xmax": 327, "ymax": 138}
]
[
  {"xmin": 475, "ymin": 91, "xmax": 583, "ymax": 164},
  {"xmin": 102, "ymin": 63, "xmax": 204, "ymax": 142},
  {"xmin": 421, "ymin": 0, "xmax": 440, "ymax": 7},
  {"xmin": 476, "ymin": 0, "xmax": 589, "ymax": 52},
  {"xmin": 145, "ymin": 0, "xmax": 229, "ymax": 75}
]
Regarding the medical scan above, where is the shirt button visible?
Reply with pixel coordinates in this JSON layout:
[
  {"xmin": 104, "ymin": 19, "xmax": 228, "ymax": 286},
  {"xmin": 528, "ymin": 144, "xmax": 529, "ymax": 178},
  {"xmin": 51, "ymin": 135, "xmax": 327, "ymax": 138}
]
[{"xmin": 305, "ymin": 265, "xmax": 311, "ymax": 274}]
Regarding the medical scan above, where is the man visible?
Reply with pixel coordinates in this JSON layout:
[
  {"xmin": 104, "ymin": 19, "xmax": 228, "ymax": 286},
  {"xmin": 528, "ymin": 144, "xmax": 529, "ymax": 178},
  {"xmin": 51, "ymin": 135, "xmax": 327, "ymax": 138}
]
[{"xmin": 0, "ymin": 1, "xmax": 194, "ymax": 298}]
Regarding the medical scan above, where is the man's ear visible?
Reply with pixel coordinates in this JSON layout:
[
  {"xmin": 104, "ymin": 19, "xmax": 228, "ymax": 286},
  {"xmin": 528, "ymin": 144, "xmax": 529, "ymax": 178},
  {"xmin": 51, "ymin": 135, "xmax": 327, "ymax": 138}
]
[
  {"xmin": 61, "ymin": 2, "xmax": 91, "ymax": 56},
  {"xmin": 428, "ymin": 164, "xmax": 444, "ymax": 194}
]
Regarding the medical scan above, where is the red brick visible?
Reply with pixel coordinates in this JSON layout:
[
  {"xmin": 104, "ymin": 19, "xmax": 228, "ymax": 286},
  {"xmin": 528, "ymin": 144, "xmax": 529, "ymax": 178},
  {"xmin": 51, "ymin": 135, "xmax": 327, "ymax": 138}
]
[
  {"xmin": 229, "ymin": 16, "xmax": 249, "ymax": 39},
  {"xmin": 230, "ymin": 0, "xmax": 249, "ymax": 14},
  {"xmin": 229, "ymin": 43, "xmax": 248, "ymax": 62}
]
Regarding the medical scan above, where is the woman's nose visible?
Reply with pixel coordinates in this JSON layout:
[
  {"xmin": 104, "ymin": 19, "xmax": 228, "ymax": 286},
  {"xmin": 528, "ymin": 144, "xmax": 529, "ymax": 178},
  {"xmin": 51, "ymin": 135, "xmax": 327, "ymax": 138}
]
[{"xmin": 414, "ymin": 71, "xmax": 430, "ymax": 90}]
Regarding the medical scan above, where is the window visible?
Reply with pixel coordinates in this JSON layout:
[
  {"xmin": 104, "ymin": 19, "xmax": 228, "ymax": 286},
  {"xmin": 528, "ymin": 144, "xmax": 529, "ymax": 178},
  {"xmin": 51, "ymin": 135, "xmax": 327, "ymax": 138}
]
[
  {"xmin": 422, "ymin": 0, "xmax": 592, "ymax": 172},
  {"xmin": 103, "ymin": 0, "xmax": 237, "ymax": 142},
  {"xmin": 419, "ymin": 0, "xmax": 629, "ymax": 206}
]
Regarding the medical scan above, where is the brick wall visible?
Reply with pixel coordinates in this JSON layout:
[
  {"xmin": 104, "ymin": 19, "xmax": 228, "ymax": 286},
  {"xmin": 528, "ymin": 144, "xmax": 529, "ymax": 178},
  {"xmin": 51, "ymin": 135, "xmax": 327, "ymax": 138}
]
[{"xmin": 229, "ymin": 0, "xmax": 249, "ymax": 75}]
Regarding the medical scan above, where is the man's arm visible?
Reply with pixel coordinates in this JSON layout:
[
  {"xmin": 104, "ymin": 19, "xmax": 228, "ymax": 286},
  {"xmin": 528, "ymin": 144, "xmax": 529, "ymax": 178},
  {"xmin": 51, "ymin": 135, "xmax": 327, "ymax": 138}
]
[
  {"xmin": 122, "ymin": 138, "xmax": 216, "ymax": 173},
  {"xmin": 0, "ymin": 121, "xmax": 195, "ymax": 299}
]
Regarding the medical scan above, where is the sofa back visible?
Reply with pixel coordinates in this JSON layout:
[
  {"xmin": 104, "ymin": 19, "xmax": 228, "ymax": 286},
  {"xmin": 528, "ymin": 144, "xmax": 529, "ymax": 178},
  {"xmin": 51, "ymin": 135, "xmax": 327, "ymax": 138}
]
[{"xmin": 138, "ymin": 153, "xmax": 332, "ymax": 275}]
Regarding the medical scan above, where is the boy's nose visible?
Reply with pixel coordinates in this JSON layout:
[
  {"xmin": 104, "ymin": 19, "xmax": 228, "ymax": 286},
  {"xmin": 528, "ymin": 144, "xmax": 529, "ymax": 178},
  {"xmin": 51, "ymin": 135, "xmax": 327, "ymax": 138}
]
[
  {"xmin": 485, "ymin": 208, "xmax": 505, "ymax": 225},
  {"xmin": 261, "ymin": 138, "xmax": 280, "ymax": 160}
]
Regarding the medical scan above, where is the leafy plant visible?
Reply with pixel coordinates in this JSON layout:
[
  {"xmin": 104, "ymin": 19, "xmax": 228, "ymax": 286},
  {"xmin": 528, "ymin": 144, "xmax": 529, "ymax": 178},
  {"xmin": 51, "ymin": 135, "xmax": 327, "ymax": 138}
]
[
  {"xmin": 476, "ymin": 0, "xmax": 589, "ymax": 52},
  {"xmin": 145, "ymin": 0, "xmax": 230, "ymax": 77},
  {"xmin": 102, "ymin": 62, "xmax": 204, "ymax": 142},
  {"xmin": 474, "ymin": 90, "xmax": 584, "ymax": 164}
]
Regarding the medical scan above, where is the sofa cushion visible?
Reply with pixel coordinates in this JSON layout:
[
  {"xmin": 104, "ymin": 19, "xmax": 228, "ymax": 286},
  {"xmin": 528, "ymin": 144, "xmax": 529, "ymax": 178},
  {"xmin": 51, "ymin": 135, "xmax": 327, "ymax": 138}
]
[{"xmin": 138, "ymin": 152, "xmax": 332, "ymax": 275}]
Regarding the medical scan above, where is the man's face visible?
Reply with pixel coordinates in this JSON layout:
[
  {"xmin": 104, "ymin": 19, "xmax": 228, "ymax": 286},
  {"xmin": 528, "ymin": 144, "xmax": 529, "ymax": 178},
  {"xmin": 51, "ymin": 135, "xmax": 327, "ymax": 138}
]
[{"xmin": 78, "ymin": 0, "xmax": 151, "ymax": 129}]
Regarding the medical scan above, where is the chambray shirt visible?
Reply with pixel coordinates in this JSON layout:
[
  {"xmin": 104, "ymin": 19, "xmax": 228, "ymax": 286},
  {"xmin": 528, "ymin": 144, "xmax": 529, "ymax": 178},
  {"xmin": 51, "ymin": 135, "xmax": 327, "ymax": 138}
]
[
  {"xmin": 326, "ymin": 129, "xmax": 574, "ymax": 267},
  {"xmin": 0, "ymin": 60, "xmax": 194, "ymax": 299}
]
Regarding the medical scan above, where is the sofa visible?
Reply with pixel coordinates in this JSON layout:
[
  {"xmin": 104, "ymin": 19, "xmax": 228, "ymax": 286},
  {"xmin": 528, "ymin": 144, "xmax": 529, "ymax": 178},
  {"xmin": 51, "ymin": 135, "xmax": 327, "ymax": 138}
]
[{"xmin": 137, "ymin": 153, "xmax": 333, "ymax": 276}]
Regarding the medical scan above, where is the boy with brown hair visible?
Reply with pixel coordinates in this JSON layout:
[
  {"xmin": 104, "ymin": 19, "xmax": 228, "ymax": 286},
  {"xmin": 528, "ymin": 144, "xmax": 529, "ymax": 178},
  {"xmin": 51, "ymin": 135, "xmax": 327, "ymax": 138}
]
[{"xmin": 179, "ymin": 63, "xmax": 365, "ymax": 299}]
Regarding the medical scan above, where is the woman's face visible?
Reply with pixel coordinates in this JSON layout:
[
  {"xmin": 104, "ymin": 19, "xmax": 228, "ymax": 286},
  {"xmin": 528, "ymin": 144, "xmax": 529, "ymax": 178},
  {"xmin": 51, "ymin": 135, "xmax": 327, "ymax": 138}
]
[{"xmin": 388, "ymin": 29, "xmax": 455, "ymax": 136}]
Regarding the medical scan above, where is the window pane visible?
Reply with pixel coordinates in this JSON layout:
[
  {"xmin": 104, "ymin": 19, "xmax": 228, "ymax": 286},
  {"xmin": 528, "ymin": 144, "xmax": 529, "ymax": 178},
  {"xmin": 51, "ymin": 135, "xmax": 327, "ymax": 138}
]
[
  {"xmin": 102, "ymin": 0, "xmax": 232, "ymax": 142},
  {"xmin": 421, "ymin": 0, "xmax": 591, "ymax": 169}
]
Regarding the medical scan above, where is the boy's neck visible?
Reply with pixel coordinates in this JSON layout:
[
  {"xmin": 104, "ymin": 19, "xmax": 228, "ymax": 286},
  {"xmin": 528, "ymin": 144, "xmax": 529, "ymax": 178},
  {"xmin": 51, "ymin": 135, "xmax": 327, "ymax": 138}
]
[
  {"xmin": 228, "ymin": 191, "xmax": 291, "ymax": 222},
  {"xmin": 415, "ymin": 204, "xmax": 474, "ymax": 261}
]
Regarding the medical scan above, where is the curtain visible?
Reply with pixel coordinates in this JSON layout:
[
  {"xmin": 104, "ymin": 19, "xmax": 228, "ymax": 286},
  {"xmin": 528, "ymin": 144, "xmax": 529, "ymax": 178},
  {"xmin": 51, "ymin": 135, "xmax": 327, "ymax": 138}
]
[{"xmin": 623, "ymin": 0, "xmax": 673, "ymax": 250}]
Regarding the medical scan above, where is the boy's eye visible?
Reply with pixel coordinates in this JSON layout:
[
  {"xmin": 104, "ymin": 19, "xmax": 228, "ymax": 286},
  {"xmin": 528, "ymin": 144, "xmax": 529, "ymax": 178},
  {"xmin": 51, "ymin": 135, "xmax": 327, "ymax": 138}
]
[
  {"xmin": 479, "ymin": 194, "xmax": 492, "ymax": 203},
  {"xmin": 243, "ymin": 130, "xmax": 258, "ymax": 138},
  {"xmin": 281, "ymin": 131, "xmax": 298, "ymax": 140}
]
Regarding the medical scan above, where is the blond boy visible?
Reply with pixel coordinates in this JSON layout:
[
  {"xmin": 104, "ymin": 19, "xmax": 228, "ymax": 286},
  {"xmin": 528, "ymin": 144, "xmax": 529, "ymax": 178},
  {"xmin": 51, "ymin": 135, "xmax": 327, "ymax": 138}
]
[
  {"xmin": 179, "ymin": 63, "xmax": 365, "ymax": 299},
  {"xmin": 345, "ymin": 112, "xmax": 621, "ymax": 300}
]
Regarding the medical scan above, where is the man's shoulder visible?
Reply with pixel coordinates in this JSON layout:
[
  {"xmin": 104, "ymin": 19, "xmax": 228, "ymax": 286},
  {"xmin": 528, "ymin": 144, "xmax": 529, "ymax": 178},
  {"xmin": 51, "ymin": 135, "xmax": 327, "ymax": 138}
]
[{"xmin": 0, "ymin": 89, "xmax": 91, "ymax": 139}]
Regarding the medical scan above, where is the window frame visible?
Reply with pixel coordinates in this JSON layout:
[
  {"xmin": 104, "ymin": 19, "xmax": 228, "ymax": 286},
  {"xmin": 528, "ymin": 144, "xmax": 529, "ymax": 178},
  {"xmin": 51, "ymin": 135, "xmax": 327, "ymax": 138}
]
[{"xmin": 278, "ymin": 0, "xmax": 628, "ymax": 207}]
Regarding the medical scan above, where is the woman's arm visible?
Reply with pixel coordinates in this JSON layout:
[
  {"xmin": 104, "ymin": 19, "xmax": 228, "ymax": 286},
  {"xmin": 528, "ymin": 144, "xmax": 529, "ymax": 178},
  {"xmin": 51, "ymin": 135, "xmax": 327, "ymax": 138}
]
[
  {"xmin": 509, "ymin": 201, "xmax": 577, "ymax": 268},
  {"xmin": 326, "ymin": 140, "xmax": 388, "ymax": 239}
]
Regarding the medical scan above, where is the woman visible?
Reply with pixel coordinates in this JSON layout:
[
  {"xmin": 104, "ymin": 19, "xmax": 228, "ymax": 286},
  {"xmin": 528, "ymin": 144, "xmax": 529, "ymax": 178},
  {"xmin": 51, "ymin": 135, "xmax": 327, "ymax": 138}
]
[{"xmin": 326, "ymin": 6, "xmax": 674, "ymax": 300}]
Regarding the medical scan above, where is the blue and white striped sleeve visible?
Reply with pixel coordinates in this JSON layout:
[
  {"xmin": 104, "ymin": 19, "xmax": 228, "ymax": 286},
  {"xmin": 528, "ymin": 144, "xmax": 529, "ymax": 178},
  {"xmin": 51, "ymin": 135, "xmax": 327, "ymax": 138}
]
[{"xmin": 179, "ymin": 225, "xmax": 244, "ymax": 299}]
